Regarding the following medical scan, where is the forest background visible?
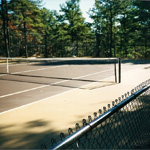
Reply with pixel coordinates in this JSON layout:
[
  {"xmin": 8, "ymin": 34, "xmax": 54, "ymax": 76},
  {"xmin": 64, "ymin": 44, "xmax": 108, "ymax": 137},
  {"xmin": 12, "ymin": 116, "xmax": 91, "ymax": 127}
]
[{"xmin": 0, "ymin": 0, "xmax": 150, "ymax": 58}]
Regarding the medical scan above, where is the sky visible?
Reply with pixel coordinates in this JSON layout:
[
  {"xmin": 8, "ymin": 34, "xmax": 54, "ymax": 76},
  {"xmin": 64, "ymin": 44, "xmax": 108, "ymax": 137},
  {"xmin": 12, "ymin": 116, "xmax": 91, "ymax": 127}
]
[{"xmin": 41, "ymin": 0, "xmax": 95, "ymax": 22}]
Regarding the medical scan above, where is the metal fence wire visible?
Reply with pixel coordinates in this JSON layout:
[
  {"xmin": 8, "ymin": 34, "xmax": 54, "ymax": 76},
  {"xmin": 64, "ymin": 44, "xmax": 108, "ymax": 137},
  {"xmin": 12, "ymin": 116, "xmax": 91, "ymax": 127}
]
[{"xmin": 47, "ymin": 79, "xmax": 150, "ymax": 150}]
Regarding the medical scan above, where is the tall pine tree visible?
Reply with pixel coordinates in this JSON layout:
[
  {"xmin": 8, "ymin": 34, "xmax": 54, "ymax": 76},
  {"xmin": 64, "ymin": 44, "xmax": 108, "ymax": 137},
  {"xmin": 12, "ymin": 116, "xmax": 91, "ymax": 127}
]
[{"xmin": 60, "ymin": 0, "xmax": 88, "ymax": 56}]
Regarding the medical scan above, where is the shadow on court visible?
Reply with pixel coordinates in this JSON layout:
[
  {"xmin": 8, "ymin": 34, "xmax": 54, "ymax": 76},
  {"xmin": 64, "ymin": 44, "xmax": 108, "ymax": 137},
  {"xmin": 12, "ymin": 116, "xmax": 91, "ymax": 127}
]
[
  {"xmin": 121, "ymin": 59, "xmax": 150, "ymax": 65},
  {"xmin": 0, "ymin": 95, "xmax": 150, "ymax": 149},
  {"xmin": 0, "ymin": 73, "xmax": 116, "ymax": 90}
]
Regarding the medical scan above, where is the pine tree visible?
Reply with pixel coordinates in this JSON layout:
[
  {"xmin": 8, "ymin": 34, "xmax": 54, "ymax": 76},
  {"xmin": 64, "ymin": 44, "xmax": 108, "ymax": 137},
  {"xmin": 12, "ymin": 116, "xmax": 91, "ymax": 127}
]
[
  {"xmin": 60, "ymin": 0, "xmax": 88, "ymax": 56},
  {"xmin": 9, "ymin": 0, "xmax": 43, "ymax": 57},
  {"xmin": 1, "ymin": 0, "xmax": 9, "ymax": 57},
  {"xmin": 133, "ymin": 1, "xmax": 150, "ymax": 58},
  {"xmin": 40, "ymin": 8, "xmax": 58, "ymax": 57}
]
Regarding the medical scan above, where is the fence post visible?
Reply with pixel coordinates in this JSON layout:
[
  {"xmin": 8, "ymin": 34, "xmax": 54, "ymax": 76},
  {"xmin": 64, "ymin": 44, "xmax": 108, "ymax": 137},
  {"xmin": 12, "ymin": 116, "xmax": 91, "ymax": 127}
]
[{"xmin": 118, "ymin": 58, "xmax": 121, "ymax": 83}]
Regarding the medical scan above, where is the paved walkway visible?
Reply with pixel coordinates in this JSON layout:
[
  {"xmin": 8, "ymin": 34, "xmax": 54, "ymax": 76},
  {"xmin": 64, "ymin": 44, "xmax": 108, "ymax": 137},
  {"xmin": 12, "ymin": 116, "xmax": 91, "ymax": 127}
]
[{"xmin": 0, "ymin": 61, "xmax": 150, "ymax": 149}]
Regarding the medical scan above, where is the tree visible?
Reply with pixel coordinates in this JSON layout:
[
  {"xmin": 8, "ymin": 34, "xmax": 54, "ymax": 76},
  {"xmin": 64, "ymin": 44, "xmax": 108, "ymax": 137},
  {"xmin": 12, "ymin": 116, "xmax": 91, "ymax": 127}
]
[
  {"xmin": 89, "ymin": 0, "xmax": 138, "ymax": 58},
  {"xmin": 90, "ymin": 0, "xmax": 121, "ymax": 57},
  {"xmin": 60, "ymin": 0, "xmax": 88, "ymax": 56},
  {"xmin": 133, "ymin": 1, "xmax": 150, "ymax": 58},
  {"xmin": 117, "ymin": 0, "xmax": 134, "ymax": 57},
  {"xmin": 89, "ymin": 1, "xmax": 104, "ymax": 57},
  {"xmin": 40, "ymin": 8, "xmax": 59, "ymax": 57},
  {"xmin": 1, "ymin": 0, "xmax": 9, "ymax": 57},
  {"xmin": 0, "ymin": 0, "xmax": 149, "ymax": 58},
  {"xmin": 9, "ymin": 0, "xmax": 43, "ymax": 57}
]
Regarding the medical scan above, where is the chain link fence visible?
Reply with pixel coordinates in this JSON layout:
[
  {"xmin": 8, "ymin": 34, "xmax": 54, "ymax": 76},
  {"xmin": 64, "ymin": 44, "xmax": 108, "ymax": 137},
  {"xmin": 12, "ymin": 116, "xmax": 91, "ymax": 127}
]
[{"xmin": 42, "ymin": 79, "xmax": 150, "ymax": 150}]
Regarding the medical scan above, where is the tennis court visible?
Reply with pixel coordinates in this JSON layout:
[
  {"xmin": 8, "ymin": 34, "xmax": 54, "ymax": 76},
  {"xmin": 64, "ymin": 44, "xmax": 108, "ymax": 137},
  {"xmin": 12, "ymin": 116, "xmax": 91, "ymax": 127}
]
[
  {"xmin": 0, "ymin": 58, "xmax": 150, "ymax": 149},
  {"xmin": 0, "ymin": 58, "xmax": 120, "ymax": 113}
]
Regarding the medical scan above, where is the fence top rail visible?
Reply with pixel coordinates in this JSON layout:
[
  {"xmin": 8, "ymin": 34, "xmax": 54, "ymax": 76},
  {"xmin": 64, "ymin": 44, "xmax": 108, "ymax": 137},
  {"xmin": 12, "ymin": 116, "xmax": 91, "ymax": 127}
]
[{"xmin": 49, "ymin": 83, "xmax": 150, "ymax": 150}]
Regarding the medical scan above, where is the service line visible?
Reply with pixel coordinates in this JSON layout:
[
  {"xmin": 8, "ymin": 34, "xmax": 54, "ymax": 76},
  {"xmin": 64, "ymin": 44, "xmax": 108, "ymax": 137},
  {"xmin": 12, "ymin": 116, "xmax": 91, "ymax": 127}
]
[{"xmin": 0, "ymin": 68, "xmax": 113, "ymax": 99}]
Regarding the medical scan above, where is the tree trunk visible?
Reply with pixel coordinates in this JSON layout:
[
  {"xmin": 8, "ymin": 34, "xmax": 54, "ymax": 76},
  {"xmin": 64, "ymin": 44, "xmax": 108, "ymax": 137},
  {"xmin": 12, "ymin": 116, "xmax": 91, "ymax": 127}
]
[
  {"xmin": 24, "ymin": 22, "xmax": 28, "ymax": 57},
  {"xmin": 44, "ymin": 32, "xmax": 48, "ymax": 58},
  {"xmin": 109, "ymin": 5, "xmax": 113, "ymax": 57},
  {"xmin": 1, "ymin": 0, "xmax": 9, "ymax": 57},
  {"xmin": 95, "ymin": 24, "xmax": 100, "ymax": 57},
  {"xmin": 96, "ymin": 32, "xmax": 100, "ymax": 57},
  {"xmin": 76, "ymin": 39, "xmax": 79, "ymax": 57}
]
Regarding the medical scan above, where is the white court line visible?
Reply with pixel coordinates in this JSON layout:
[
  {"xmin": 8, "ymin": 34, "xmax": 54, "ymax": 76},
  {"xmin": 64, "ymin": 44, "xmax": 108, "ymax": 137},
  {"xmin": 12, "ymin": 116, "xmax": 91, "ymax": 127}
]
[
  {"xmin": 0, "ymin": 63, "xmax": 26, "ymax": 67},
  {"xmin": 0, "ymin": 68, "xmax": 114, "ymax": 114},
  {"xmin": 0, "ymin": 61, "xmax": 53, "ymax": 67},
  {"xmin": 0, "ymin": 85, "xmax": 49, "ymax": 99},
  {"xmin": 74, "ymin": 69, "xmax": 113, "ymax": 79},
  {"xmin": 11, "ymin": 65, "xmax": 67, "ymax": 74},
  {"xmin": 0, "ymin": 74, "xmax": 6, "ymax": 77},
  {"xmin": 0, "ymin": 78, "xmax": 69, "ymax": 99},
  {"xmin": 0, "ymin": 68, "xmax": 113, "ymax": 99},
  {"xmin": 0, "ymin": 62, "xmax": 38, "ymax": 67},
  {"xmin": 0, "ymin": 75, "xmax": 114, "ymax": 115},
  {"xmin": 0, "ymin": 65, "xmax": 68, "ymax": 77},
  {"xmin": 0, "ymin": 87, "xmax": 80, "ymax": 115}
]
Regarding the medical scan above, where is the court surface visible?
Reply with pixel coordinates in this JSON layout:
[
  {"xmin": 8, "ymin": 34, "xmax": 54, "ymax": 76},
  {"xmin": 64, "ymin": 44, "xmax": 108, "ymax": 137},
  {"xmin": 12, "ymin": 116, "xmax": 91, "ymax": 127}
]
[
  {"xmin": 0, "ymin": 59, "xmax": 118, "ymax": 113},
  {"xmin": 0, "ymin": 59, "xmax": 150, "ymax": 149},
  {"xmin": 0, "ymin": 59, "xmax": 149, "ymax": 114}
]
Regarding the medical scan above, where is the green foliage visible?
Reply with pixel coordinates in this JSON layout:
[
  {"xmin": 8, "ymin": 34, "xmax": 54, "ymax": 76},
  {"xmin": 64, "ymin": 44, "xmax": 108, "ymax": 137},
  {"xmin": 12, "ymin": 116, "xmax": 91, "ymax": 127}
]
[
  {"xmin": 0, "ymin": 0, "xmax": 150, "ymax": 58},
  {"xmin": 59, "ymin": 0, "xmax": 91, "ymax": 56}
]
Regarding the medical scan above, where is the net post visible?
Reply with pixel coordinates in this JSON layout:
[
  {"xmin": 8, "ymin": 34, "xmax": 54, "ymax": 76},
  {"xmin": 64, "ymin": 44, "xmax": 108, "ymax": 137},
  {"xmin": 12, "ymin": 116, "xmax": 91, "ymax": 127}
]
[
  {"xmin": 7, "ymin": 58, "xmax": 9, "ymax": 73},
  {"xmin": 114, "ymin": 62, "xmax": 117, "ymax": 83},
  {"xmin": 118, "ymin": 58, "xmax": 121, "ymax": 83}
]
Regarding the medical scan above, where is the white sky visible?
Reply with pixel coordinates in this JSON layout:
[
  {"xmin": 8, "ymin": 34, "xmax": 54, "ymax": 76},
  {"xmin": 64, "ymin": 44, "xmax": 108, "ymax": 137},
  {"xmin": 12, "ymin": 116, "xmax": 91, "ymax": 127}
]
[{"xmin": 42, "ymin": 0, "xmax": 95, "ymax": 22}]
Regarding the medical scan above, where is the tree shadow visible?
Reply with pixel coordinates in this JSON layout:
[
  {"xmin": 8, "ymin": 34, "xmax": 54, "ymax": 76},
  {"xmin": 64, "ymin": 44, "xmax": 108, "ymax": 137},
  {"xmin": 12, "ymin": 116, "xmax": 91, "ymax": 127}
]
[
  {"xmin": 5, "ymin": 59, "xmax": 118, "ymax": 67},
  {"xmin": 0, "ymin": 74, "xmax": 116, "ymax": 90},
  {"xmin": 25, "ymin": 119, "xmax": 49, "ymax": 128},
  {"xmin": 0, "ymin": 94, "xmax": 150, "ymax": 149},
  {"xmin": 1, "ymin": 88, "xmax": 149, "ymax": 149},
  {"xmin": 32, "ymin": 59, "xmax": 118, "ymax": 66},
  {"xmin": 48, "ymin": 93, "xmax": 150, "ymax": 149},
  {"xmin": 0, "ymin": 119, "xmax": 62, "ymax": 149},
  {"xmin": 122, "ymin": 59, "xmax": 150, "ymax": 65}
]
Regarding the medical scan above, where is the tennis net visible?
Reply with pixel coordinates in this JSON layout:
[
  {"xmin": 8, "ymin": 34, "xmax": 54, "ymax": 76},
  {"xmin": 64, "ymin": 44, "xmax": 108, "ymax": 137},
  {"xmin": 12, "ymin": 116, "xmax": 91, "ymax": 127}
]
[{"xmin": 0, "ymin": 57, "xmax": 121, "ymax": 85}]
